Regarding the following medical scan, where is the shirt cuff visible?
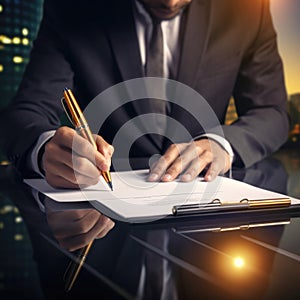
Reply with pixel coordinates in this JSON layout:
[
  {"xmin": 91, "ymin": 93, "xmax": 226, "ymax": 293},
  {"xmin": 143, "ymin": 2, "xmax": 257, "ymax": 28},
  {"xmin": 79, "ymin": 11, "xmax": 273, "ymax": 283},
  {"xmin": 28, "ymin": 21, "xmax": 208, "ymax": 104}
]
[
  {"xmin": 194, "ymin": 133, "xmax": 234, "ymax": 164},
  {"xmin": 30, "ymin": 130, "xmax": 56, "ymax": 177}
]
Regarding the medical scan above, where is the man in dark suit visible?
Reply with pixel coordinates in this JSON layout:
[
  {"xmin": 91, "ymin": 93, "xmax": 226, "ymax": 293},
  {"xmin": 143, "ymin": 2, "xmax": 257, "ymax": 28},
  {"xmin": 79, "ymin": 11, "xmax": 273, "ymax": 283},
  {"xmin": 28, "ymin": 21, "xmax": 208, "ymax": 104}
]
[{"xmin": 0, "ymin": 0, "xmax": 289, "ymax": 188}]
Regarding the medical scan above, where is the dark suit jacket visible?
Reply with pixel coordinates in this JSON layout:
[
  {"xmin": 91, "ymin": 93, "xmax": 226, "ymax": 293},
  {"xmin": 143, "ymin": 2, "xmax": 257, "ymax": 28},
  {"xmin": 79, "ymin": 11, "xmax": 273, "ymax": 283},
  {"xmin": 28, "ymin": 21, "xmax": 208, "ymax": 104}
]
[{"xmin": 0, "ymin": 0, "xmax": 289, "ymax": 176}]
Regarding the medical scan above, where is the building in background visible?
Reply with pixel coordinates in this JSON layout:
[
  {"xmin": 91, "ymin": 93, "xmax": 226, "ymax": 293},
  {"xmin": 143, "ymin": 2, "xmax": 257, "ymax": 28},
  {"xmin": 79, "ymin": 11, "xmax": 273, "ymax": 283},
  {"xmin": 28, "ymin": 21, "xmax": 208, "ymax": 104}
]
[
  {"xmin": 0, "ymin": 2, "xmax": 44, "ymax": 297},
  {"xmin": 0, "ymin": 0, "xmax": 43, "ymax": 162},
  {"xmin": 0, "ymin": 0, "xmax": 43, "ymax": 110}
]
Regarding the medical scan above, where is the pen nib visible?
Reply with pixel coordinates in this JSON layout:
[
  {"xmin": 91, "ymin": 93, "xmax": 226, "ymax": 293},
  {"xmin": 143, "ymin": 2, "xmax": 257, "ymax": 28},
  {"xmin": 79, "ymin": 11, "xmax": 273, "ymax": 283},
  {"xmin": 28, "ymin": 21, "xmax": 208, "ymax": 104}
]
[{"xmin": 108, "ymin": 182, "xmax": 113, "ymax": 191}]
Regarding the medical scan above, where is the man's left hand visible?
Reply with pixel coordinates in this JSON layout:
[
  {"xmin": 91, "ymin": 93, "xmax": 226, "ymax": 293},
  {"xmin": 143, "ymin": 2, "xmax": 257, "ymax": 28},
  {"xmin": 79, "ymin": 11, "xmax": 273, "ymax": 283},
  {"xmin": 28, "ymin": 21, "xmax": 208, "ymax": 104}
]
[{"xmin": 148, "ymin": 139, "xmax": 231, "ymax": 182}]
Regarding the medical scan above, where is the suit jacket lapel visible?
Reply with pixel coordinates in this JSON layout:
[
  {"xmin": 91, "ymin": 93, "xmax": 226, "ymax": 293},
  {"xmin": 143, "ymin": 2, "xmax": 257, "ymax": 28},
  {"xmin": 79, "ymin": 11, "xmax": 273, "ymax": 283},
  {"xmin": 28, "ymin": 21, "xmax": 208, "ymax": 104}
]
[
  {"xmin": 105, "ymin": 1, "xmax": 162, "ymax": 150},
  {"xmin": 106, "ymin": 0, "xmax": 212, "ymax": 152},
  {"xmin": 177, "ymin": 0, "xmax": 211, "ymax": 88},
  {"xmin": 106, "ymin": 0, "xmax": 143, "ymax": 81},
  {"xmin": 164, "ymin": 0, "xmax": 211, "ymax": 146}
]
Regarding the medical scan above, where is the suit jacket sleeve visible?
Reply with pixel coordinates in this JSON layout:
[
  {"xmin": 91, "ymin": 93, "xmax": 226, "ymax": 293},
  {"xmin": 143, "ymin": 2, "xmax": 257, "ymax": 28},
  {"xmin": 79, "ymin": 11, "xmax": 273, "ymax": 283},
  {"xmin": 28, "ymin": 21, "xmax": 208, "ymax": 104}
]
[{"xmin": 222, "ymin": 0, "xmax": 289, "ymax": 167}]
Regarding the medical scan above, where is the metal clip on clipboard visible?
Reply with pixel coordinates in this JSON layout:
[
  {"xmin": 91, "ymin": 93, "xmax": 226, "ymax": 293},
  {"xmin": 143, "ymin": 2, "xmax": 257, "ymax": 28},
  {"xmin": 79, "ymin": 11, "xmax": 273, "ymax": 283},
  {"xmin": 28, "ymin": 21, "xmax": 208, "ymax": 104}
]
[{"xmin": 172, "ymin": 197, "xmax": 291, "ymax": 216}]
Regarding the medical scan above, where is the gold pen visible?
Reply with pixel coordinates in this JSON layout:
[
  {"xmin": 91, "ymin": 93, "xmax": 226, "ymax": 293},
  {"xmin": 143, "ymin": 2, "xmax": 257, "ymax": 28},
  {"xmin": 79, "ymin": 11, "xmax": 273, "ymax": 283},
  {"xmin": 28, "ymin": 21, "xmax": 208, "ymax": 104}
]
[
  {"xmin": 63, "ymin": 241, "xmax": 93, "ymax": 292},
  {"xmin": 62, "ymin": 87, "xmax": 113, "ymax": 191},
  {"xmin": 61, "ymin": 88, "xmax": 113, "ymax": 291}
]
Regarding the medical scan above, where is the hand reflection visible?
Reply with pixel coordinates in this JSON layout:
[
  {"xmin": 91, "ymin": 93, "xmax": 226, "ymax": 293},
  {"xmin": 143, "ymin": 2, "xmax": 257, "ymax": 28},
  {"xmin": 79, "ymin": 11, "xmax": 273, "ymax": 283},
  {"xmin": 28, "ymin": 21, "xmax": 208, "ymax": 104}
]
[{"xmin": 45, "ymin": 204, "xmax": 115, "ymax": 251}]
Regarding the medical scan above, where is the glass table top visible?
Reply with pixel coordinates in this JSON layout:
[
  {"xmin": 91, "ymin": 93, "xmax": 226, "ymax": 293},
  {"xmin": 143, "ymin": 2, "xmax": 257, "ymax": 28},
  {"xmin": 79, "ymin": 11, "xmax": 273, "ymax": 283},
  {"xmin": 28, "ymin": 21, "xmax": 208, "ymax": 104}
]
[{"xmin": 1, "ymin": 148, "xmax": 300, "ymax": 299}]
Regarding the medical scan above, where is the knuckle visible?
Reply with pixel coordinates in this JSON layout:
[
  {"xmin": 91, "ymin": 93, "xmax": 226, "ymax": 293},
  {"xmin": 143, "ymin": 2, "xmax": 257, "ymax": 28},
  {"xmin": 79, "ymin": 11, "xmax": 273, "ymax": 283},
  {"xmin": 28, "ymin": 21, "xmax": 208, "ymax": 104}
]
[
  {"xmin": 203, "ymin": 150, "xmax": 213, "ymax": 161},
  {"xmin": 56, "ymin": 126, "xmax": 70, "ymax": 139},
  {"xmin": 44, "ymin": 141, "xmax": 55, "ymax": 153},
  {"xmin": 169, "ymin": 164, "xmax": 181, "ymax": 174},
  {"xmin": 169, "ymin": 144, "xmax": 177, "ymax": 150},
  {"xmin": 109, "ymin": 145, "xmax": 114, "ymax": 155},
  {"xmin": 167, "ymin": 144, "xmax": 180, "ymax": 155},
  {"xmin": 79, "ymin": 226, "xmax": 90, "ymax": 235},
  {"xmin": 162, "ymin": 153, "xmax": 172, "ymax": 162}
]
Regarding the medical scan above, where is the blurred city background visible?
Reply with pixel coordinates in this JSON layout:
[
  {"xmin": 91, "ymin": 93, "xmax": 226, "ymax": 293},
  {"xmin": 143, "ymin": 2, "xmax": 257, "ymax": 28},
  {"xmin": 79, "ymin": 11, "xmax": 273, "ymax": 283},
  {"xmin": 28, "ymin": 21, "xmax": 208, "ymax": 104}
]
[{"xmin": 0, "ymin": 0, "xmax": 299, "ymax": 298}]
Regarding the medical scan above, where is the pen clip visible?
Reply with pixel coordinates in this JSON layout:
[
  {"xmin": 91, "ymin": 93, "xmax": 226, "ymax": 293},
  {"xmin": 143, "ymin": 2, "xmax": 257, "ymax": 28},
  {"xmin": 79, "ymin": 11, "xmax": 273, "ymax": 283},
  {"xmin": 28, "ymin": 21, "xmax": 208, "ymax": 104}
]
[{"xmin": 61, "ymin": 97, "xmax": 75, "ymax": 127}]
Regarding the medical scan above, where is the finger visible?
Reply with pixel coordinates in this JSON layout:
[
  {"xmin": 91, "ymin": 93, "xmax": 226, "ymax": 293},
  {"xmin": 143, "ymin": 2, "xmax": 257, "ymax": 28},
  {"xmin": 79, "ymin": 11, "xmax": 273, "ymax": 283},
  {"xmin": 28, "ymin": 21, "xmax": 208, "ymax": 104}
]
[
  {"xmin": 46, "ymin": 209, "xmax": 87, "ymax": 222},
  {"xmin": 59, "ymin": 215, "xmax": 114, "ymax": 251},
  {"xmin": 94, "ymin": 135, "xmax": 114, "ymax": 159},
  {"xmin": 161, "ymin": 143, "xmax": 200, "ymax": 182},
  {"xmin": 52, "ymin": 210, "xmax": 102, "ymax": 238},
  {"xmin": 95, "ymin": 217, "xmax": 115, "ymax": 239},
  {"xmin": 45, "ymin": 144, "xmax": 100, "ymax": 180},
  {"xmin": 53, "ymin": 127, "xmax": 88, "ymax": 153},
  {"xmin": 71, "ymin": 155, "xmax": 101, "ymax": 179},
  {"xmin": 71, "ymin": 212, "xmax": 112, "ymax": 239},
  {"xmin": 94, "ymin": 136, "xmax": 114, "ymax": 172},
  {"xmin": 44, "ymin": 149, "xmax": 100, "ymax": 188},
  {"xmin": 181, "ymin": 150, "xmax": 213, "ymax": 182},
  {"xmin": 54, "ymin": 127, "xmax": 110, "ymax": 172},
  {"xmin": 148, "ymin": 144, "xmax": 186, "ymax": 182},
  {"xmin": 73, "ymin": 134, "xmax": 111, "ymax": 172},
  {"xmin": 45, "ymin": 154, "xmax": 100, "ymax": 185},
  {"xmin": 179, "ymin": 158, "xmax": 201, "ymax": 182},
  {"xmin": 51, "ymin": 127, "xmax": 98, "ymax": 164},
  {"xmin": 45, "ymin": 172, "xmax": 98, "ymax": 189},
  {"xmin": 59, "ymin": 234, "xmax": 94, "ymax": 252},
  {"xmin": 204, "ymin": 158, "xmax": 225, "ymax": 181}
]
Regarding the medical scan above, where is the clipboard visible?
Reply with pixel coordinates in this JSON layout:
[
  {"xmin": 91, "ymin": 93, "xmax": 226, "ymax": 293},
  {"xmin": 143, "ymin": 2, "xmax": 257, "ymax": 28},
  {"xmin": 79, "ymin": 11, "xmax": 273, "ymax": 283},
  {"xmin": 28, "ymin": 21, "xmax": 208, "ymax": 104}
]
[{"xmin": 24, "ymin": 170, "xmax": 300, "ymax": 223}]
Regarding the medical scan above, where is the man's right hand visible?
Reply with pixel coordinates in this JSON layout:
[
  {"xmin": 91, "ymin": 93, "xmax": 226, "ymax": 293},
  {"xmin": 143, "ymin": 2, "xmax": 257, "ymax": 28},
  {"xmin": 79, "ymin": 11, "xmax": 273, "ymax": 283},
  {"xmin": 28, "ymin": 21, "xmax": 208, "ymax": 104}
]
[{"xmin": 41, "ymin": 126, "xmax": 114, "ymax": 189}]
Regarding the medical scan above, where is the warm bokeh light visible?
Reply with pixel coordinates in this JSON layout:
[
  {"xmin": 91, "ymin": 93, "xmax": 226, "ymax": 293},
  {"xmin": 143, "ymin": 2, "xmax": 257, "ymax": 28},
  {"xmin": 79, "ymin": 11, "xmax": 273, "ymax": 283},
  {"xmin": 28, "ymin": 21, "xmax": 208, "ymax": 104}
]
[
  {"xmin": 22, "ymin": 38, "xmax": 29, "ymax": 45},
  {"xmin": 14, "ymin": 234, "xmax": 24, "ymax": 241},
  {"xmin": 22, "ymin": 28, "xmax": 29, "ymax": 36},
  {"xmin": 233, "ymin": 256, "xmax": 245, "ymax": 269},
  {"xmin": 0, "ymin": 34, "xmax": 11, "ymax": 44},
  {"xmin": 271, "ymin": 0, "xmax": 300, "ymax": 95},
  {"xmin": 13, "ymin": 56, "xmax": 23, "ymax": 64},
  {"xmin": 12, "ymin": 36, "xmax": 21, "ymax": 44}
]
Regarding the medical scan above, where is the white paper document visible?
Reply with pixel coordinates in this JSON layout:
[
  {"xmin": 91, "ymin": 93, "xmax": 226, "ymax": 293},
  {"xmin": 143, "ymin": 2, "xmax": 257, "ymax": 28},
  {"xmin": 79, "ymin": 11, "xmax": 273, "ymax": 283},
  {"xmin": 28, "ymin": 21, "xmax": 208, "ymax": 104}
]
[{"xmin": 24, "ymin": 170, "xmax": 300, "ymax": 223}]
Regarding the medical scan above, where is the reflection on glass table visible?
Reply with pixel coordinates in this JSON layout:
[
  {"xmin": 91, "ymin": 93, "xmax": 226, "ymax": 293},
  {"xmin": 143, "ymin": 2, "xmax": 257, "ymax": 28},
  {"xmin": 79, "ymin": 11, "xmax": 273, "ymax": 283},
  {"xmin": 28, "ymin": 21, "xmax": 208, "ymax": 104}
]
[{"xmin": 1, "ymin": 152, "xmax": 300, "ymax": 299}]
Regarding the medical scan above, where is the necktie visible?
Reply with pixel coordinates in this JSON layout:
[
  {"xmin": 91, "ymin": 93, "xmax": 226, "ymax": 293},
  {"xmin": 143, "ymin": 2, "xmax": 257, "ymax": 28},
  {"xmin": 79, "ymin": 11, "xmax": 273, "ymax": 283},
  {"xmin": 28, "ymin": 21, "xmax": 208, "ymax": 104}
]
[
  {"xmin": 146, "ymin": 18, "xmax": 167, "ymax": 144},
  {"xmin": 146, "ymin": 18, "xmax": 164, "ymax": 78}
]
